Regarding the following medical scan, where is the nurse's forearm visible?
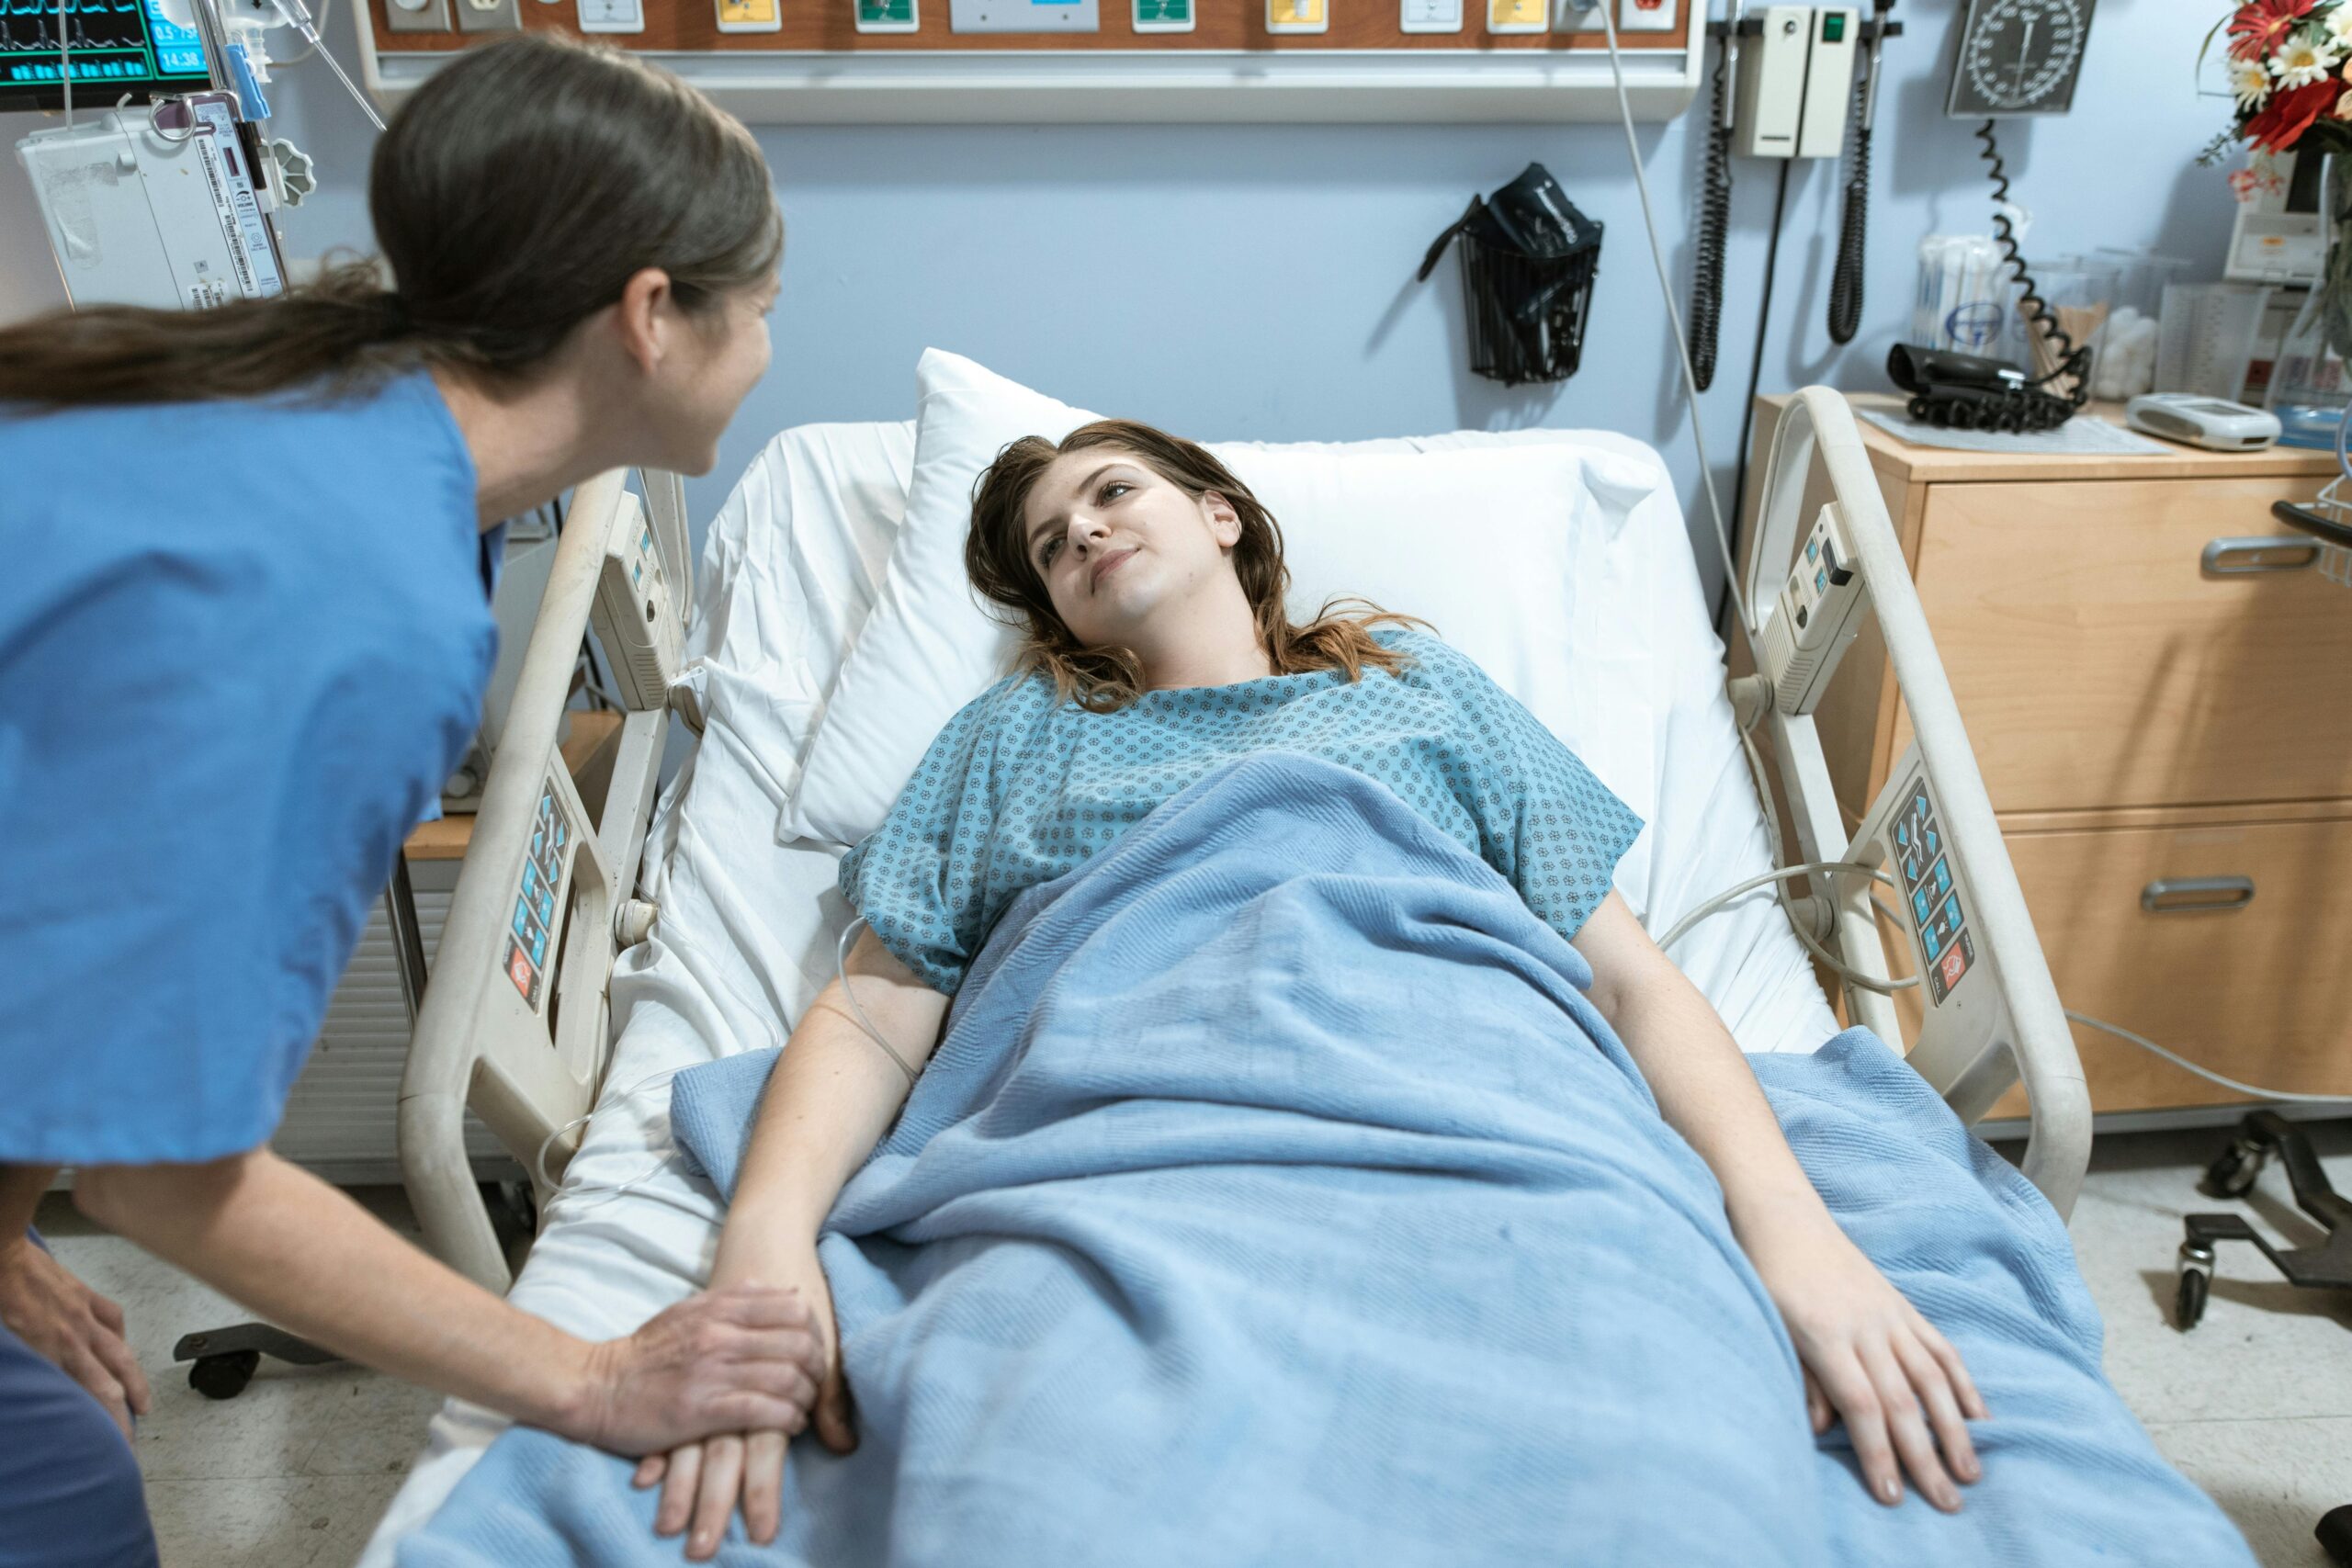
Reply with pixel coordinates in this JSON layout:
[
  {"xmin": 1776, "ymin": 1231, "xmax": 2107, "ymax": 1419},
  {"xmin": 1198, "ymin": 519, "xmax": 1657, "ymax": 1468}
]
[
  {"xmin": 74, "ymin": 1150, "xmax": 594, "ymax": 1431},
  {"xmin": 718, "ymin": 931, "xmax": 949, "ymax": 1265}
]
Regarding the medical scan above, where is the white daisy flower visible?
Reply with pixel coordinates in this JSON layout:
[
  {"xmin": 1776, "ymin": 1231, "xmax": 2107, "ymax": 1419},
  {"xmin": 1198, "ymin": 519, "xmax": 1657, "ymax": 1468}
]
[
  {"xmin": 2326, "ymin": 5, "xmax": 2352, "ymax": 46},
  {"xmin": 2275, "ymin": 37, "xmax": 2344, "ymax": 89},
  {"xmin": 2235, "ymin": 58, "xmax": 2276, "ymax": 107}
]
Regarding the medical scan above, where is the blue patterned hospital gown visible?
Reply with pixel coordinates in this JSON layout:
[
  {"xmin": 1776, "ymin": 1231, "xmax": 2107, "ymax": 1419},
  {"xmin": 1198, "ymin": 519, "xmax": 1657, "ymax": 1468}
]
[{"xmin": 840, "ymin": 628, "xmax": 1644, "ymax": 995}]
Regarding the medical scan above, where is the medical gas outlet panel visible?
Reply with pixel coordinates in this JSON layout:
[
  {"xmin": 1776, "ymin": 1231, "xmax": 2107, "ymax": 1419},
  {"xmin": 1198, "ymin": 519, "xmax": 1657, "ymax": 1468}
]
[{"xmin": 356, "ymin": 0, "xmax": 1702, "ymax": 120}]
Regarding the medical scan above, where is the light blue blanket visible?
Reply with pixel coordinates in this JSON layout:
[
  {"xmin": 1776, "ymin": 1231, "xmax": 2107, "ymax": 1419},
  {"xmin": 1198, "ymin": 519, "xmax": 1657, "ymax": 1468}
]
[{"xmin": 402, "ymin": 754, "xmax": 2251, "ymax": 1568}]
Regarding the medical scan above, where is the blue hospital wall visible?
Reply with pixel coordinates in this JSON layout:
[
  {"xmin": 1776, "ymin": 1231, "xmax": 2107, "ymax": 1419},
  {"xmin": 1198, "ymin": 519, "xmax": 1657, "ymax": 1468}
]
[{"xmin": 0, "ymin": 0, "xmax": 2223, "ymax": 605}]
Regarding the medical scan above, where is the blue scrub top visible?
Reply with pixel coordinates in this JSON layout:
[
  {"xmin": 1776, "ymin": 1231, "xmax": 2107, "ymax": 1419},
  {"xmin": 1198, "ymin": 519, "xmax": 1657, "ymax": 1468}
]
[{"xmin": 0, "ymin": 371, "xmax": 493, "ymax": 1167}]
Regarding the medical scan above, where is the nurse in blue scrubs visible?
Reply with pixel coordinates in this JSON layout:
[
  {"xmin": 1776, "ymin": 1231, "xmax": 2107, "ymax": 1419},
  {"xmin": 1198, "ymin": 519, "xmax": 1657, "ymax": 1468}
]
[{"xmin": 0, "ymin": 35, "xmax": 825, "ymax": 1565}]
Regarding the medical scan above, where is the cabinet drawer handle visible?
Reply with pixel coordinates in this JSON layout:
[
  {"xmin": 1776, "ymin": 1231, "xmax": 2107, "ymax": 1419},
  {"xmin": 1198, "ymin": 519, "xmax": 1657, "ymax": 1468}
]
[
  {"xmin": 2141, "ymin": 876, "xmax": 2256, "ymax": 914},
  {"xmin": 2202, "ymin": 536, "xmax": 2320, "ymax": 575}
]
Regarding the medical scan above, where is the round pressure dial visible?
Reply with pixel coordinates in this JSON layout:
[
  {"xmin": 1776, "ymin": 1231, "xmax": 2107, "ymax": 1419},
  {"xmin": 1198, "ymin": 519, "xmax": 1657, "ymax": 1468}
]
[{"xmin": 1946, "ymin": 0, "xmax": 2094, "ymax": 118}]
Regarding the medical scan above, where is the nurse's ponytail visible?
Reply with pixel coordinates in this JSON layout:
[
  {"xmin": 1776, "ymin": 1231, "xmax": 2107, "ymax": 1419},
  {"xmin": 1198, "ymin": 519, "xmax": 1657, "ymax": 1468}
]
[{"xmin": 0, "ymin": 33, "xmax": 780, "ymax": 409}]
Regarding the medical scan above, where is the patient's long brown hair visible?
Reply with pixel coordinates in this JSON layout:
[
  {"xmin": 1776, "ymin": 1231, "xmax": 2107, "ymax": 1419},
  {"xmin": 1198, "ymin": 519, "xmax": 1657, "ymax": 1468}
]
[{"xmin": 966, "ymin": 419, "xmax": 1424, "ymax": 713}]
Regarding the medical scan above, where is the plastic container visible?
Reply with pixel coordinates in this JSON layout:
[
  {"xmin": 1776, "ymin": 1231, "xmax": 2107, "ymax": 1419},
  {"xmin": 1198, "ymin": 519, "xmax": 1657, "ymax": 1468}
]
[
  {"xmin": 2000, "ymin": 254, "xmax": 2118, "ymax": 400},
  {"xmin": 2088, "ymin": 248, "xmax": 2189, "ymax": 400},
  {"xmin": 1912, "ymin": 234, "xmax": 2007, "ymax": 353}
]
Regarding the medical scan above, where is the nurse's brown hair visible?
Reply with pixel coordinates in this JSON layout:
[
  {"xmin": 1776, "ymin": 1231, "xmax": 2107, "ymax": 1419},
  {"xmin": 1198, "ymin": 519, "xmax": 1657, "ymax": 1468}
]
[
  {"xmin": 0, "ymin": 33, "xmax": 780, "ymax": 408},
  {"xmin": 966, "ymin": 418, "xmax": 1424, "ymax": 714}
]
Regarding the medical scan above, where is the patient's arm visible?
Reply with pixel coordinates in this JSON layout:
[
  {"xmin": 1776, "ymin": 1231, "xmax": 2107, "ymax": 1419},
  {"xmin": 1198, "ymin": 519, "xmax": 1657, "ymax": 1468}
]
[
  {"xmin": 725, "ymin": 927, "xmax": 951, "ymax": 1251},
  {"xmin": 1571, "ymin": 892, "xmax": 1988, "ymax": 1516},
  {"xmin": 638, "ymin": 927, "xmax": 949, "ymax": 1560}
]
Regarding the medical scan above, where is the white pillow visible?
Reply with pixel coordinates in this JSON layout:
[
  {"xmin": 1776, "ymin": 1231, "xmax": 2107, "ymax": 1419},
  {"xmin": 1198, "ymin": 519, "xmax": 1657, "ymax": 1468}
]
[{"xmin": 780, "ymin": 350, "xmax": 1663, "ymax": 871}]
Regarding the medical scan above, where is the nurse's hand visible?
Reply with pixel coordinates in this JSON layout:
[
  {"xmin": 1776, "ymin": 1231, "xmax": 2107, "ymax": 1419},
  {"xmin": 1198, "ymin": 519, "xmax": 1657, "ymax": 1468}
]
[
  {"xmin": 571, "ymin": 1282, "xmax": 828, "ymax": 1456},
  {"xmin": 632, "ymin": 1244, "xmax": 853, "ymax": 1561},
  {"xmin": 0, "ymin": 1232, "xmax": 153, "ymax": 1438}
]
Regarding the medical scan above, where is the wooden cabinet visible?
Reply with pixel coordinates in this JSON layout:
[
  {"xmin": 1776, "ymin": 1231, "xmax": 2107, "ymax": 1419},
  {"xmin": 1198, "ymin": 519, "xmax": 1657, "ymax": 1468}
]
[{"xmin": 1747, "ymin": 394, "xmax": 2352, "ymax": 1123}]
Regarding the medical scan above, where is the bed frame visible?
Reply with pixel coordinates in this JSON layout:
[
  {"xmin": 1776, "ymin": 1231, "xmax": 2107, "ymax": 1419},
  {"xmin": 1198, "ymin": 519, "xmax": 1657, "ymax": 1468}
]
[{"xmin": 399, "ymin": 389, "xmax": 2090, "ymax": 1294}]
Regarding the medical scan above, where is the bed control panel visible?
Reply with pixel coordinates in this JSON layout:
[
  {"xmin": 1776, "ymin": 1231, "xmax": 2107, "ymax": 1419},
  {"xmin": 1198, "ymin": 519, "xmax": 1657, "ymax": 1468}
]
[
  {"xmin": 503, "ymin": 773, "xmax": 575, "ymax": 1014},
  {"xmin": 1892, "ymin": 778, "xmax": 1974, "ymax": 1004},
  {"xmin": 1850, "ymin": 746, "xmax": 1985, "ymax": 1018}
]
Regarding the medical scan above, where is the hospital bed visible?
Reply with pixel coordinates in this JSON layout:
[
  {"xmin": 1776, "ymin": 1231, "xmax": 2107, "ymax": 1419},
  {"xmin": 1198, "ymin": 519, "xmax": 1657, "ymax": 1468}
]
[{"xmin": 357, "ymin": 386, "xmax": 2089, "ymax": 1562}]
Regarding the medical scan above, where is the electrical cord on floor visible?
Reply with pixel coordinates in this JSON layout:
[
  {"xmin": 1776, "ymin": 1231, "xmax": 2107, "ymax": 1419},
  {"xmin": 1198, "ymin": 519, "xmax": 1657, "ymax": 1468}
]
[{"xmin": 1714, "ymin": 159, "xmax": 1794, "ymax": 632}]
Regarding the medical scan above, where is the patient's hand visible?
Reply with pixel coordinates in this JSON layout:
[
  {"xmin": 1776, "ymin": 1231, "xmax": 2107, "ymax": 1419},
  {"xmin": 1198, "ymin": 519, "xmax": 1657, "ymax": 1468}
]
[
  {"xmin": 1749, "ymin": 1213, "xmax": 1988, "ymax": 1514},
  {"xmin": 632, "ymin": 1243, "xmax": 854, "ymax": 1561}
]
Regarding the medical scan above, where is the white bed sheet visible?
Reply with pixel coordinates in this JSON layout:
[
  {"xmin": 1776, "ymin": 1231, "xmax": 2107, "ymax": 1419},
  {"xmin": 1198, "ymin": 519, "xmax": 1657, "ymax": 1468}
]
[{"xmin": 358, "ymin": 421, "xmax": 1838, "ymax": 1564}]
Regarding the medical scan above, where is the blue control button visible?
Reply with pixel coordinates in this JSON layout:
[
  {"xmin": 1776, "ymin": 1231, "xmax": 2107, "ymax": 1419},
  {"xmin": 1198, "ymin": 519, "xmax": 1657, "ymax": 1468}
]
[
  {"xmin": 1815, "ymin": 569, "xmax": 1827, "ymax": 592},
  {"xmin": 535, "ymin": 885, "xmax": 555, "ymax": 923},
  {"xmin": 514, "ymin": 898, "xmax": 533, "ymax": 942},
  {"xmin": 1806, "ymin": 538, "xmax": 1819, "ymax": 563},
  {"xmin": 554, "ymin": 820, "xmax": 566, "ymax": 850},
  {"xmin": 1923, "ymin": 919, "xmax": 1944, "ymax": 959},
  {"xmin": 1931, "ymin": 857, "xmax": 1951, "ymax": 896},
  {"xmin": 522, "ymin": 861, "xmax": 538, "ymax": 898},
  {"xmin": 1900, "ymin": 852, "xmax": 1920, "ymax": 887},
  {"xmin": 1913, "ymin": 887, "xmax": 1932, "ymax": 923},
  {"xmin": 532, "ymin": 829, "xmax": 544, "ymax": 859},
  {"xmin": 530, "ymin": 924, "xmax": 547, "ymax": 964},
  {"xmin": 1896, "ymin": 819, "xmax": 1910, "ymax": 849},
  {"xmin": 1926, "ymin": 827, "xmax": 1939, "ymax": 856}
]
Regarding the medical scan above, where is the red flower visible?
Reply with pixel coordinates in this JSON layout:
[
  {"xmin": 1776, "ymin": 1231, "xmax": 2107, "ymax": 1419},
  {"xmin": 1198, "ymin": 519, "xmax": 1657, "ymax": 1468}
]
[
  {"xmin": 2231, "ymin": 0, "xmax": 2317, "ymax": 62},
  {"xmin": 2247, "ymin": 76, "xmax": 2338, "ymax": 148}
]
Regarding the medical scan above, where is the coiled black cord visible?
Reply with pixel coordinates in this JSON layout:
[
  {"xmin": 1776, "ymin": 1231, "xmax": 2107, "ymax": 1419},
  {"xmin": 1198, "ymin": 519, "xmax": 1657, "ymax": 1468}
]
[
  {"xmin": 1973, "ymin": 117, "xmax": 2087, "ymax": 407},
  {"xmin": 1689, "ymin": 42, "xmax": 1735, "ymax": 390},
  {"xmin": 1826, "ymin": 89, "xmax": 1870, "ymax": 344}
]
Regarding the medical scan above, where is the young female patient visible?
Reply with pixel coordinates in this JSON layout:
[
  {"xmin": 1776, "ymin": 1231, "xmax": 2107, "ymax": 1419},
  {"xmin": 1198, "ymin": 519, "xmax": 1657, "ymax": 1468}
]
[{"xmin": 635, "ymin": 420, "xmax": 1989, "ymax": 1558}]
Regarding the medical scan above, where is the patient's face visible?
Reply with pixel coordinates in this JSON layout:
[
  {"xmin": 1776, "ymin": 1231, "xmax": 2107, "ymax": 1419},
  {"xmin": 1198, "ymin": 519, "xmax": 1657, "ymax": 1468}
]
[{"xmin": 1021, "ymin": 447, "xmax": 1243, "ymax": 649}]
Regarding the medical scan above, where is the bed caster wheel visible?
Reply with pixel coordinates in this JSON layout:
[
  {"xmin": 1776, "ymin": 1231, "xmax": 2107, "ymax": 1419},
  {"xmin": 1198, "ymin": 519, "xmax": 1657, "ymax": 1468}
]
[
  {"xmin": 481, "ymin": 1179, "xmax": 538, "ymax": 1247},
  {"xmin": 188, "ymin": 1348, "xmax": 261, "ymax": 1400},
  {"xmin": 2316, "ymin": 1502, "xmax": 2352, "ymax": 1566},
  {"xmin": 2175, "ymin": 1243, "xmax": 2215, "ymax": 1331},
  {"xmin": 2199, "ymin": 1139, "xmax": 2264, "ymax": 1200}
]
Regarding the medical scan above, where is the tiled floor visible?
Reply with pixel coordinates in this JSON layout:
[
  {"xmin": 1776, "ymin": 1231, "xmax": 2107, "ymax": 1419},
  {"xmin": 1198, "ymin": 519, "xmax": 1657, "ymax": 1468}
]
[
  {"xmin": 36, "ymin": 1122, "xmax": 2352, "ymax": 1567},
  {"xmin": 33, "ymin": 1188, "xmax": 440, "ymax": 1568}
]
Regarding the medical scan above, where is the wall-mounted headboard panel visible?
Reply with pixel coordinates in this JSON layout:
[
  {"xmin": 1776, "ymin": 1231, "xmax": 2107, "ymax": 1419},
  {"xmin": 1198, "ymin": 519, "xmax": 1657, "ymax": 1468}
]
[{"xmin": 354, "ymin": 0, "xmax": 1701, "ymax": 121}]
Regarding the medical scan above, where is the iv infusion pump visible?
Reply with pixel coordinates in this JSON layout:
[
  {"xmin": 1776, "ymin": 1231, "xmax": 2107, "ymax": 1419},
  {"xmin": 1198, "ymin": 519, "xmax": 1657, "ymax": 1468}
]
[{"xmin": 12, "ymin": 0, "xmax": 326, "ymax": 313}]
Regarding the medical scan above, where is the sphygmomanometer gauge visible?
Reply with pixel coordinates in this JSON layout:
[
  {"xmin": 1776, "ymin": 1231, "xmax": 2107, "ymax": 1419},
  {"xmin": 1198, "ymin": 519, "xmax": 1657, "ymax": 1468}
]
[{"xmin": 1945, "ymin": 0, "xmax": 2093, "ymax": 118}]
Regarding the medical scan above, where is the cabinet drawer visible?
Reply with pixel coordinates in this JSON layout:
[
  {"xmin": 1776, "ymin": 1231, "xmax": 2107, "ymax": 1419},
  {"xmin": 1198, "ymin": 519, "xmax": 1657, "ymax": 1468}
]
[
  {"xmin": 1982, "ymin": 808, "xmax": 2352, "ymax": 1118},
  {"xmin": 1909, "ymin": 476, "xmax": 2352, "ymax": 812}
]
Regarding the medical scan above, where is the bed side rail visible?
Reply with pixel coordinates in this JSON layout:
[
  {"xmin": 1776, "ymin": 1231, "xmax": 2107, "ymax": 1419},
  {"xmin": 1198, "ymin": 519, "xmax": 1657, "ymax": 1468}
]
[
  {"xmin": 1744, "ymin": 388, "xmax": 2089, "ymax": 1220},
  {"xmin": 399, "ymin": 470, "xmax": 684, "ymax": 1292}
]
